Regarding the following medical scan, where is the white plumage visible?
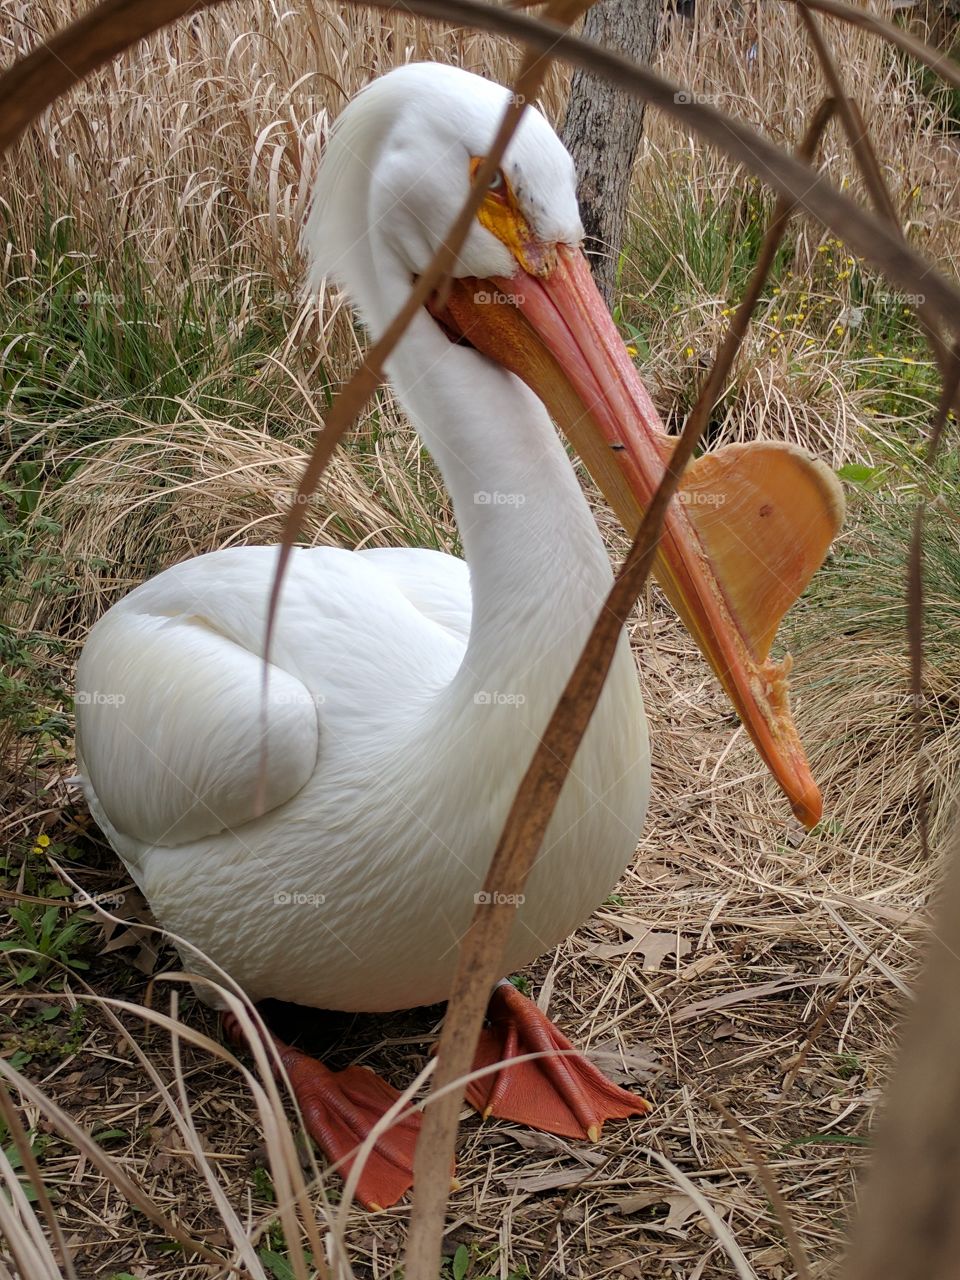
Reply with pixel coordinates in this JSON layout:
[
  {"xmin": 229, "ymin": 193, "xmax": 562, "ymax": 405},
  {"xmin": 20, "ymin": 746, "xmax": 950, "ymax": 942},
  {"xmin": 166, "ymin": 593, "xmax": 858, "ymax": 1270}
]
[{"xmin": 76, "ymin": 64, "xmax": 651, "ymax": 1014}]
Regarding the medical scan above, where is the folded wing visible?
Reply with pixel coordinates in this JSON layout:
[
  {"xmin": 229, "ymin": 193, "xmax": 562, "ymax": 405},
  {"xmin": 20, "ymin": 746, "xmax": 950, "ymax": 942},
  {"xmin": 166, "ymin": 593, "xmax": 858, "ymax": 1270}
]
[{"xmin": 76, "ymin": 610, "xmax": 320, "ymax": 847}]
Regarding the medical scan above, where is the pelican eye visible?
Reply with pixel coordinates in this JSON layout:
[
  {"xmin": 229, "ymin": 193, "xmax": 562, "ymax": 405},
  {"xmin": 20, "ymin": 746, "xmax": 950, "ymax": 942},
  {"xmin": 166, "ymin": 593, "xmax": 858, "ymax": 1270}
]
[
  {"xmin": 487, "ymin": 168, "xmax": 507, "ymax": 199},
  {"xmin": 468, "ymin": 154, "xmax": 550, "ymax": 274},
  {"xmin": 470, "ymin": 156, "xmax": 509, "ymax": 204}
]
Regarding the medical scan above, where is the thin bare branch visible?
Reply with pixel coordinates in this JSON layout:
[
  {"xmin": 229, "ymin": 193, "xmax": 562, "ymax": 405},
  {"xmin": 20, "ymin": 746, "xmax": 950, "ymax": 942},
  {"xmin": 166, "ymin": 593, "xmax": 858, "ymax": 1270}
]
[
  {"xmin": 795, "ymin": 1, "xmax": 960, "ymax": 858},
  {"xmin": 404, "ymin": 114, "xmax": 820, "ymax": 1276}
]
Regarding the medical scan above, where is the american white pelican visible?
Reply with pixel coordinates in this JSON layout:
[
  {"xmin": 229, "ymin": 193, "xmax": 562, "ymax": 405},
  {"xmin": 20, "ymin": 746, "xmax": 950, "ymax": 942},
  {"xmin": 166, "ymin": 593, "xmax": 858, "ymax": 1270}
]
[{"xmin": 75, "ymin": 62, "xmax": 843, "ymax": 1209}]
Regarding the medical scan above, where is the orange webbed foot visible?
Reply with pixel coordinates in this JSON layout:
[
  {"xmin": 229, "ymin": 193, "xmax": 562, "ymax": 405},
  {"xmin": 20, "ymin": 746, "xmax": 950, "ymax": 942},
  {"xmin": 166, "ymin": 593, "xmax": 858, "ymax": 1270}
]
[
  {"xmin": 466, "ymin": 981, "xmax": 650, "ymax": 1140},
  {"xmin": 223, "ymin": 1013, "xmax": 421, "ymax": 1209}
]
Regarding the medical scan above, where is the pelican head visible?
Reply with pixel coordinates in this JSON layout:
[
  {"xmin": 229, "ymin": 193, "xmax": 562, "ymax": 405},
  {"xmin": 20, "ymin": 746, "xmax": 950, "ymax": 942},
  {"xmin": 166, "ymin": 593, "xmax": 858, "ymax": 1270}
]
[
  {"xmin": 304, "ymin": 62, "xmax": 844, "ymax": 828},
  {"xmin": 304, "ymin": 63, "xmax": 582, "ymax": 306}
]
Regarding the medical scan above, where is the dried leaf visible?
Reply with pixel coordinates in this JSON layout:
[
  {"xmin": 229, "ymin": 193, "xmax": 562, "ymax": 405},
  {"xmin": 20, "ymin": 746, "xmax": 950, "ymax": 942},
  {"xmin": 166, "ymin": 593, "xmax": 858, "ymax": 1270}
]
[
  {"xmin": 592, "ymin": 1248, "xmax": 644, "ymax": 1279},
  {"xmin": 95, "ymin": 892, "xmax": 162, "ymax": 975},
  {"xmin": 99, "ymin": 935, "xmax": 160, "ymax": 975},
  {"xmin": 100, "ymin": 927, "xmax": 146, "ymax": 955},
  {"xmin": 611, "ymin": 1190, "xmax": 700, "ymax": 1233},
  {"xmin": 586, "ymin": 918, "xmax": 692, "ymax": 971},
  {"xmin": 130, "ymin": 944, "xmax": 162, "ymax": 976},
  {"xmin": 587, "ymin": 1041, "xmax": 661, "ymax": 1085},
  {"xmin": 753, "ymin": 1245, "xmax": 789, "ymax": 1268}
]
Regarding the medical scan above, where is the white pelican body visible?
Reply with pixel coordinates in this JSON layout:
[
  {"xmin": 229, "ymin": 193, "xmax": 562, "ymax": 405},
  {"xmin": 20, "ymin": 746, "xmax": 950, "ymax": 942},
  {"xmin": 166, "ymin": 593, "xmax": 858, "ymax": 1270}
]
[
  {"xmin": 78, "ymin": 478, "xmax": 647, "ymax": 1012},
  {"xmin": 77, "ymin": 62, "xmax": 840, "ymax": 1028},
  {"xmin": 77, "ymin": 64, "xmax": 650, "ymax": 1012}
]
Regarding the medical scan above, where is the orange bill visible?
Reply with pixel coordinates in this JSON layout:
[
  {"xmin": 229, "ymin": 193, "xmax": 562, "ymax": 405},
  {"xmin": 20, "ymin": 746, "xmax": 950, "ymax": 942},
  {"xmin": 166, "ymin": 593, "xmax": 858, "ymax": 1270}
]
[{"xmin": 427, "ymin": 242, "xmax": 844, "ymax": 828}]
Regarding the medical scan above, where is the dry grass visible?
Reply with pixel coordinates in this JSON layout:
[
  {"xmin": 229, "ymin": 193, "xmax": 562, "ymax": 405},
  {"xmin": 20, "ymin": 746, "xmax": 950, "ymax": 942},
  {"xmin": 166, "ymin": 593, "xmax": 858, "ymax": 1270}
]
[
  {"xmin": 785, "ymin": 482, "xmax": 960, "ymax": 861},
  {"xmin": 627, "ymin": 1, "xmax": 959, "ymax": 461},
  {"xmin": 2, "ymin": 0, "xmax": 959, "ymax": 1276},
  {"xmin": 0, "ymin": 0, "xmax": 564, "ymax": 318}
]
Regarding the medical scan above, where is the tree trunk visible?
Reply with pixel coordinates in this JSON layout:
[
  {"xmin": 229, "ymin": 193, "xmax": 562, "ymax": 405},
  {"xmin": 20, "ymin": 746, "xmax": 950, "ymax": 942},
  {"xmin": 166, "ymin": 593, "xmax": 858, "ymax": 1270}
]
[{"xmin": 560, "ymin": 0, "xmax": 663, "ymax": 305}]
